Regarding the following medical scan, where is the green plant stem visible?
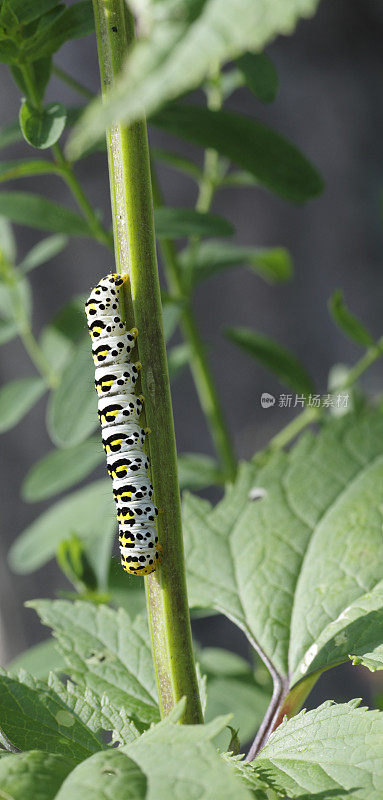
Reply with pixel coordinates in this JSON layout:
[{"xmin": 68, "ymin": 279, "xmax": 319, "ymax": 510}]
[
  {"xmin": 152, "ymin": 172, "xmax": 237, "ymax": 483},
  {"xmin": 341, "ymin": 336, "xmax": 383, "ymax": 387},
  {"xmin": 92, "ymin": 0, "xmax": 203, "ymax": 725},
  {"xmin": 52, "ymin": 65, "xmax": 93, "ymax": 99}
]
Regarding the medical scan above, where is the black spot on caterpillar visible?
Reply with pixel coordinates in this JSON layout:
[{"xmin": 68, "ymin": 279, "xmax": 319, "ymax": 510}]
[{"xmin": 86, "ymin": 273, "xmax": 160, "ymax": 576}]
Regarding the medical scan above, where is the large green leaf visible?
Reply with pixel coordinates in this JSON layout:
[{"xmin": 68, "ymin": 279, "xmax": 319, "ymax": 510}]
[
  {"xmin": 55, "ymin": 750, "xmax": 147, "ymax": 800},
  {"xmin": 22, "ymin": 437, "xmax": 105, "ymax": 502},
  {"xmin": 154, "ymin": 207, "xmax": 234, "ymax": 238},
  {"xmin": 0, "ymin": 751, "xmax": 75, "ymax": 800},
  {"xmin": 226, "ymin": 326, "xmax": 314, "ymax": 394},
  {"xmin": 251, "ymin": 701, "xmax": 383, "ymax": 800},
  {"xmin": 68, "ymin": 0, "xmax": 321, "ymax": 156},
  {"xmin": 47, "ymin": 334, "xmax": 97, "ymax": 447},
  {"xmin": 7, "ymin": 0, "xmax": 60, "ymax": 24},
  {"xmin": 29, "ymin": 600, "xmax": 160, "ymax": 728},
  {"xmin": 0, "ymin": 192, "xmax": 94, "ymax": 236},
  {"xmin": 0, "ymin": 670, "xmax": 104, "ymax": 759},
  {"xmin": 183, "ymin": 411, "xmax": 383, "ymax": 694},
  {"xmin": 22, "ymin": 1, "xmax": 94, "ymax": 60},
  {"xmin": 0, "ymin": 376, "xmax": 46, "ymax": 432},
  {"xmin": 179, "ymin": 241, "xmax": 293, "ymax": 285},
  {"xmin": 152, "ymin": 105, "xmax": 323, "ymax": 203},
  {"xmin": 8, "ymin": 479, "xmax": 115, "ymax": 576}
]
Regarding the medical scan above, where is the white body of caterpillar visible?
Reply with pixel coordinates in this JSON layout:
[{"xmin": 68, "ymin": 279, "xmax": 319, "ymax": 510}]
[{"xmin": 86, "ymin": 273, "xmax": 160, "ymax": 576}]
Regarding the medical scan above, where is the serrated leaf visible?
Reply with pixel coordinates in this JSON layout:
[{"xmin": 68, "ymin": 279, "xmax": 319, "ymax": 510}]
[
  {"xmin": 19, "ymin": 234, "xmax": 68, "ymax": 273},
  {"xmin": 0, "ymin": 750, "xmax": 75, "ymax": 800},
  {"xmin": 154, "ymin": 206, "xmax": 234, "ymax": 238},
  {"xmin": 22, "ymin": 437, "xmax": 105, "ymax": 502},
  {"xmin": 179, "ymin": 241, "xmax": 292, "ymax": 285},
  {"xmin": 0, "ymin": 159, "xmax": 59, "ymax": 183},
  {"xmin": 183, "ymin": 411, "xmax": 383, "ymax": 694},
  {"xmin": 19, "ymin": 101, "xmax": 67, "ymax": 149},
  {"xmin": 0, "ymin": 669, "xmax": 104, "ymax": 759},
  {"xmin": 55, "ymin": 749, "xmax": 147, "ymax": 800},
  {"xmin": 68, "ymin": 0, "xmax": 321, "ymax": 156},
  {"xmin": 29, "ymin": 600, "xmax": 160, "ymax": 728},
  {"xmin": 0, "ymin": 191, "xmax": 94, "ymax": 236},
  {"xmin": 47, "ymin": 334, "xmax": 97, "ymax": 447},
  {"xmin": 253, "ymin": 700, "xmax": 383, "ymax": 800},
  {"xmin": 178, "ymin": 453, "xmax": 225, "ymax": 490},
  {"xmin": 329, "ymin": 289, "xmax": 374, "ymax": 347},
  {"xmin": 152, "ymin": 105, "xmax": 323, "ymax": 203},
  {"xmin": 226, "ymin": 326, "xmax": 314, "ymax": 394},
  {"xmin": 122, "ymin": 707, "xmax": 253, "ymax": 800},
  {"xmin": 236, "ymin": 53, "xmax": 278, "ymax": 103},
  {"xmin": 0, "ymin": 376, "xmax": 46, "ymax": 432},
  {"xmin": 8, "ymin": 479, "xmax": 115, "ymax": 576}
]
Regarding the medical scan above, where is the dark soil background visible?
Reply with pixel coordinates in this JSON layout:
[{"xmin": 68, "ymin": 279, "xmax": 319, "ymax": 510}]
[{"xmin": 0, "ymin": 0, "xmax": 382, "ymax": 712}]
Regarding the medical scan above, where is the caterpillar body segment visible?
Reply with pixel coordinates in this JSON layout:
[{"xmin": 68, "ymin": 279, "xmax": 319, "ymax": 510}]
[{"xmin": 86, "ymin": 272, "xmax": 160, "ymax": 575}]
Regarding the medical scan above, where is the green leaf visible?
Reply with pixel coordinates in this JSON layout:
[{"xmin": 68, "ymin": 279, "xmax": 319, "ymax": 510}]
[
  {"xmin": 226, "ymin": 326, "xmax": 314, "ymax": 394},
  {"xmin": 7, "ymin": 0, "xmax": 61, "ymax": 24},
  {"xmin": 152, "ymin": 105, "xmax": 323, "ymax": 203},
  {"xmin": 0, "ymin": 669, "xmax": 104, "ymax": 759},
  {"xmin": 154, "ymin": 207, "xmax": 234, "ymax": 239},
  {"xmin": 39, "ymin": 294, "xmax": 87, "ymax": 373},
  {"xmin": 0, "ymin": 158, "xmax": 60, "ymax": 183},
  {"xmin": 19, "ymin": 234, "xmax": 68, "ymax": 273},
  {"xmin": 107, "ymin": 559, "xmax": 146, "ymax": 619},
  {"xmin": 29, "ymin": 600, "xmax": 160, "ymax": 728},
  {"xmin": 161, "ymin": 294, "xmax": 184, "ymax": 342},
  {"xmin": 236, "ymin": 53, "xmax": 278, "ymax": 103},
  {"xmin": 47, "ymin": 334, "xmax": 97, "ymax": 448},
  {"xmin": 179, "ymin": 241, "xmax": 293, "ymax": 285},
  {"xmin": 68, "ymin": 0, "xmax": 321, "ymax": 156},
  {"xmin": 178, "ymin": 453, "xmax": 225, "ymax": 490},
  {"xmin": 0, "ymin": 376, "xmax": 46, "ymax": 432},
  {"xmin": 22, "ymin": 1, "xmax": 95, "ymax": 60},
  {"xmin": 0, "ymin": 275, "xmax": 31, "ymax": 324},
  {"xmin": 167, "ymin": 342, "xmax": 191, "ymax": 380},
  {"xmin": 22, "ymin": 437, "xmax": 105, "ymax": 502},
  {"xmin": 0, "ymin": 119, "xmax": 23, "ymax": 150},
  {"xmin": 122, "ymin": 706, "xmax": 253, "ymax": 800},
  {"xmin": 183, "ymin": 411, "xmax": 383, "ymax": 692},
  {"xmin": 253, "ymin": 700, "xmax": 383, "ymax": 800},
  {"xmin": 329, "ymin": 289, "xmax": 374, "ymax": 347},
  {"xmin": 0, "ymin": 192, "xmax": 94, "ymax": 236},
  {"xmin": 0, "ymin": 214, "xmax": 16, "ymax": 262},
  {"xmin": 8, "ymin": 638, "xmax": 64, "ymax": 679},
  {"xmin": 0, "ymin": 317, "xmax": 18, "ymax": 344},
  {"xmin": 11, "ymin": 57, "xmax": 52, "ymax": 103},
  {"xmin": 0, "ymin": 751, "xmax": 75, "ymax": 800},
  {"xmin": 55, "ymin": 750, "xmax": 147, "ymax": 800},
  {"xmin": 152, "ymin": 146, "xmax": 203, "ymax": 181},
  {"xmin": 8, "ymin": 479, "xmax": 115, "ymax": 575},
  {"xmin": 19, "ymin": 101, "xmax": 67, "ymax": 149}
]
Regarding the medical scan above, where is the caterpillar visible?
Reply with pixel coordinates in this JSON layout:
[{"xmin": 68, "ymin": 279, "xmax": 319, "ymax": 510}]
[{"xmin": 85, "ymin": 273, "xmax": 160, "ymax": 576}]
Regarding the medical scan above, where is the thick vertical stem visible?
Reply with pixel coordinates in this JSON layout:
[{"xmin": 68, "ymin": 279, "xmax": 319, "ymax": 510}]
[{"xmin": 92, "ymin": 0, "xmax": 203, "ymax": 724}]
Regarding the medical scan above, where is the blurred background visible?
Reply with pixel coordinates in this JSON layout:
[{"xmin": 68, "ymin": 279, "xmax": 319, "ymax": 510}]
[{"xmin": 0, "ymin": 0, "xmax": 383, "ymax": 714}]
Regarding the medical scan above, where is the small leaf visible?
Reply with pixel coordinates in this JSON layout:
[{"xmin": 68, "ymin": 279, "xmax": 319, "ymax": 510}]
[
  {"xmin": 8, "ymin": 479, "xmax": 115, "ymax": 575},
  {"xmin": 0, "ymin": 159, "xmax": 60, "ymax": 183},
  {"xmin": 8, "ymin": 639, "xmax": 64, "ymax": 679},
  {"xmin": 22, "ymin": 437, "xmax": 105, "ymax": 502},
  {"xmin": 0, "ymin": 751, "xmax": 75, "ymax": 800},
  {"xmin": 57, "ymin": 534, "xmax": 98, "ymax": 592},
  {"xmin": 0, "ymin": 670, "xmax": 104, "ymax": 759},
  {"xmin": 178, "ymin": 453, "xmax": 225, "ymax": 490},
  {"xmin": 254, "ymin": 701, "xmax": 383, "ymax": 800},
  {"xmin": 0, "ymin": 192, "xmax": 94, "ymax": 236},
  {"xmin": 168, "ymin": 343, "xmax": 190, "ymax": 380},
  {"xmin": 0, "ymin": 214, "xmax": 16, "ymax": 262},
  {"xmin": 19, "ymin": 101, "xmax": 67, "ymax": 149},
  {"xmin": 19, "ymin": 234, "xmax": 68, "ymax": 273},
  {"xmin": 55, "ymin": 750, "xmax": 147, "ymax": 800},
  {"xmin": 152, "ymin": 104, "xmax": 323, "ymax": 203},
  {"xmin": 161, "ymin": 294, "xmax": 184, "ymax": 342},
  {"xmin": 47, "ymin": 334, "xmax": 97, "ymax": 448},
  {"xmin": 179, "ymin": 241, "xmax": 292, "ymax": 285},
  {"xmin": 154, "ymin": 207, "xmax": 234, "ymax": 239},
  {"xmin": 236, "ymin": 52, "xmax": 278, "ymax": 103},
  {"xmin": 329, "ymin": 289, "xmax": 374, "ymax": 347},
  {"xmin": 0, "ymin": 318, "xmax": 17, "ymax": 344},
  {"xmin": 152, "ymin": 147, "xmax": 203, "ymax": 181},
  {"xmin": 226, "ymin": 326, "xmax": 314, "ymax": 394},
  {"xmin": 0, "ymin": 376, "xmax": 46, "ymax": 432},
  {"xmin": 0, "ymin": 119, "xmax": 23, "ymax": 150},
  {"xmin": 29, "ymin": 600, "xmax": 160, "ymax": 727}
]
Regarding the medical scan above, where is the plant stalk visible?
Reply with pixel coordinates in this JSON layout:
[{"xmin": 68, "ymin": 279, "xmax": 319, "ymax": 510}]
[{"xmin": 91, "ymin": 0, "xmax": 203, "ymax": 724}]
